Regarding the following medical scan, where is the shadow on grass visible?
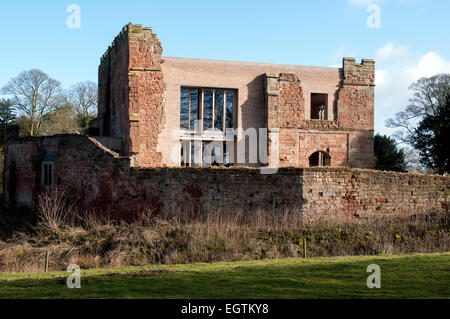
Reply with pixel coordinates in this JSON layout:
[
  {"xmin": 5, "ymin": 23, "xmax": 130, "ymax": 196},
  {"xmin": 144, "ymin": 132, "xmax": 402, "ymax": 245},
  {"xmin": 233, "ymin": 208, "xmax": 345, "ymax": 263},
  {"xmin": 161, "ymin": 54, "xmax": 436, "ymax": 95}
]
[{"xmin": 1, "ymin": 254, "xmax": 449, "ymax": 299}]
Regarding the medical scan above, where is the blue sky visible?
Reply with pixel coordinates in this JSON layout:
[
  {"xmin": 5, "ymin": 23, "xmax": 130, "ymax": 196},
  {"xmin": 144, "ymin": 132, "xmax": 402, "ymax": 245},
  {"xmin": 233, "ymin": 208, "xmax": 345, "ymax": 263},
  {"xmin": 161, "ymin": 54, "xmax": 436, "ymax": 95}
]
[{"xmin": 0, "ymin": 0, "xmax": 449, "ymax": 135}]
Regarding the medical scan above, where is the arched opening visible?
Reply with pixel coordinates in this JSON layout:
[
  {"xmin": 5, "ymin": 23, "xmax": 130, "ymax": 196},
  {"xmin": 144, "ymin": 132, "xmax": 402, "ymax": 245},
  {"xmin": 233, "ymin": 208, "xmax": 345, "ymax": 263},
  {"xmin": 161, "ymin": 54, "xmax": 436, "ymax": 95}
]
[{"xmin": 309, "ymin": 151, "xmax": 331, "ymax": 167}]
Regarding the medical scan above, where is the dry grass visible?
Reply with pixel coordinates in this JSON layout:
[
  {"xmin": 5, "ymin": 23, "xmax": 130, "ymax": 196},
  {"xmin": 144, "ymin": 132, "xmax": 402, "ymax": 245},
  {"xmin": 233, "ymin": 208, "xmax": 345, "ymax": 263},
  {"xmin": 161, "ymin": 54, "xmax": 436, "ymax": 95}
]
[{"xmin": 0, "ymin": 191, "xmax": 448, "ymax": 273}]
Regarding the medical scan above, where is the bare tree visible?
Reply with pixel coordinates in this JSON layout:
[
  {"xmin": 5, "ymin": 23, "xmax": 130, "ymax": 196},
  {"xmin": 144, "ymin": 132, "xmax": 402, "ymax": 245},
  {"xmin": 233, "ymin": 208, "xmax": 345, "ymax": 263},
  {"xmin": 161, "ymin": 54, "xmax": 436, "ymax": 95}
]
[
  {"xmin": 386, "ymin": 73, "xmax": 450, "ymax": 145},
  {"xmin": 1, "ymin": 69, "xmax": 62, "ymax": 136},
  {"xmin": 66, "ymin": 81, "xmax": 97, "ymax": 130}
]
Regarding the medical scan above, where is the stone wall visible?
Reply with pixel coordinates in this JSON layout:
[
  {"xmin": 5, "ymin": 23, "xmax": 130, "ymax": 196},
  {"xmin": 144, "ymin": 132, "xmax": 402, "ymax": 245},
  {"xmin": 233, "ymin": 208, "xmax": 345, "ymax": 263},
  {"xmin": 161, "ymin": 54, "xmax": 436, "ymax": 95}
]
[
  {"xmin": 263, "ymin": 61, "xmax": 374, "ymax": 169},
  {"xmin": 160, "ymin": 56, "xmax": 343, "ymax": 167},
  {"xmin": 97, "ymin": 23, "xmax": 165, "ymax": 166},
  {"xmin": 338, "ymin": 58, "xmax": 375, "ymax": 131},
  {"xmin": 3, "ymin": 135, "xmax": 119, "ymax": 209},
  {"xmin": 108, "ymin": 167, "xmax": 449, "ymax": 221},
  {"xmin": 4, "ymin": 135, "xmax": 448, "ymax": 223}
]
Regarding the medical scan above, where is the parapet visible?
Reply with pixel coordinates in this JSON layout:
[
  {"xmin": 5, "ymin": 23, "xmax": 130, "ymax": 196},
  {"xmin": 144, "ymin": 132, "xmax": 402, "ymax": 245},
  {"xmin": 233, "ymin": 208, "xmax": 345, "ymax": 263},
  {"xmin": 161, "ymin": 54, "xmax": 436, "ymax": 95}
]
[
  {"xmin": 99, "ymin": 23, "xmax": 162, "ymax": 67},
  {"xmin": 342, "ymin": 57, "xmax": 375, "ymax": 86}
]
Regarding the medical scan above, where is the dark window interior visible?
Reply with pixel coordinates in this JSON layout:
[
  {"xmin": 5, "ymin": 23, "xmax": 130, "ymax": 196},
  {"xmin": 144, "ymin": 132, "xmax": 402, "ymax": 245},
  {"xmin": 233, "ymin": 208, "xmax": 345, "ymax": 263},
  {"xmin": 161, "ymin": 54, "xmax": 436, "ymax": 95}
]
[
  {"xmin": 309, "ymin": 151, "xmax": 331, "ymax": 167},
  {"xmin": 311, "ymin": 93, "xmax": 328, "ymax": 120}
]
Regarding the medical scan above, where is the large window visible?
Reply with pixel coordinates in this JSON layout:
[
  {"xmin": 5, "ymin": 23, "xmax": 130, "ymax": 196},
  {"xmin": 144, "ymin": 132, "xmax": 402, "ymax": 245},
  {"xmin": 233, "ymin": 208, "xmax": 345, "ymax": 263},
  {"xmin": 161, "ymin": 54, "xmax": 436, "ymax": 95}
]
[
  {"xmin": 180, "ymin": 88, "xmax": 234, "ymax": 132},
  {"xmin": 180, "ymin": 87, "xmax": 236, "ymax": 166}
]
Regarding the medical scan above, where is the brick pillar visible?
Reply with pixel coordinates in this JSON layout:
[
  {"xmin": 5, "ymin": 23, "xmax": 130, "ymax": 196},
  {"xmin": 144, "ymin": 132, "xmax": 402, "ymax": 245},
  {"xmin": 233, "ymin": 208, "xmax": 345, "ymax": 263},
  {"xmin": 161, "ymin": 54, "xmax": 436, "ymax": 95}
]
[{"xmin": 264, "ymin": 73, "xmax": 304, "ymax": 167}]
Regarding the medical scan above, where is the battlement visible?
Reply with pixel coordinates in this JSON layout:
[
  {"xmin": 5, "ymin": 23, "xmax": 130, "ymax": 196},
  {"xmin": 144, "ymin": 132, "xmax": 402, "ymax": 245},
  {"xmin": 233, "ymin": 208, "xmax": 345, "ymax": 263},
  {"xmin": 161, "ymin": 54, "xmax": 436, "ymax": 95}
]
[
  {"xmin": 342, "ymin": 57, "xmax": 375, "ymax": 86},
  {"xmin": 100, "ymin": 23, "xmax": 161, "ymax": 66}
]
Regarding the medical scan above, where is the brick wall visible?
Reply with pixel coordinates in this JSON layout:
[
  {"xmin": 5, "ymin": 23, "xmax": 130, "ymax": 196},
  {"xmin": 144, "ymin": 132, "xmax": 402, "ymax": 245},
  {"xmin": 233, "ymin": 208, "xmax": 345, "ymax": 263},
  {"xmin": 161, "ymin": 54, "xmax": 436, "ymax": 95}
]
[
  {"xmin": 160, "ymin": 57, "xmax": 342, "ymax": 167},
  {"xmin": 4, "ymin": 136, "xmax": 448, "ymax": 223},
  {"xmin": 337, "ymin": 58, "xmax": 375, "ymax": 131},
  {"xmin": 98, "ymin": 24, "xmax": 165, "ymax": 166},
  {"xmin": 110, "ymin": 167, "xmax": 449, "ymax": 222},
  {"xmin": 3, "ymin": 135, "xmax": 118, "ymax": 209},
  {"xmin": 263, "ymin": 62, "xmax": 374, "ymax": 169},
  {"xmin": 95, "ymin": 24, "xmax": 375, "ymax": 169}
]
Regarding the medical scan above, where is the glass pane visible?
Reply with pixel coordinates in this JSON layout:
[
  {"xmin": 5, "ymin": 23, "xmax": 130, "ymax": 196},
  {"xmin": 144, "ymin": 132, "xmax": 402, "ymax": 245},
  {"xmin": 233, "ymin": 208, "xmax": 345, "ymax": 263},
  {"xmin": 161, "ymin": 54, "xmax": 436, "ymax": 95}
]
[
  {"xmin": 224, "ymin": 142, "xmax": 231, "ymax": 166},
  {"xmin": 180, "ymin": 88, "xmax": 189, "ymax": 129},
  {"xmin": 203, "ymin": 89, "xmax": 213, "ymax": 131},
  {"xmin": 225, "ymin": 91, "xmax": 234, "ymax": 129},
  {"xmin": 211, "ymin": 141, "xmax": 223, "ymax": 166},
  {"xmin": 48, "ymin": 164, "xmax": 53, "ymax": 186},
  {"xmin": 191, "ymin": 140, "xmax": 201, "ymax": 166},
  {"xmin": 190, "ymin": 89, "xmax": 199, "ymax": 130},
  {"xmin": 202, "ymin": 141, "xmax": 211, "ymax": 166},
  {"xmin": 214, "ymin": 90, "xmax": 224, "ymax": 132},
  {"xmin": 181, "ymin": 140, "xmax": 189, "ymax": 166},
  {"xmin": 43, "ymin": 164, "xmax": 48, "ymax": 186}
]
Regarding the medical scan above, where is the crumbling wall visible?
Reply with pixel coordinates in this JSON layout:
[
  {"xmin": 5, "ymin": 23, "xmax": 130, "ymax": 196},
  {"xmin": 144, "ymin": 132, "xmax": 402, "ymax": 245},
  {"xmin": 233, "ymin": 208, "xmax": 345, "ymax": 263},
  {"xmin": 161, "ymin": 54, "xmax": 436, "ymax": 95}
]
[
  {"xmin": 3, "ymin": 135, "xmax": 119, "ymax": 209},
  {"xmin": 337, "ymin": 58, "xmax": 375, "ymax": 131},
  {"xmin": 97, "ymin": 23, "xmax": 165, "ymax": 166},
  {"xmin": 263, "ymin": 58, "xmax": 375, "ymax": 169},
  {"xmin": 108, "ymin": 167, "xmax": 448, "ymax": 222},
  {"xmin": 4, "ymin": 136, "xmax": 448, "ymax": 223},
  {"xmin": 301, "ymin": 168, "xmax": 449, "ymax": 221},
  {"xmin": 98, "ymin": 26, "xmax": 130, "ymax": 148}
]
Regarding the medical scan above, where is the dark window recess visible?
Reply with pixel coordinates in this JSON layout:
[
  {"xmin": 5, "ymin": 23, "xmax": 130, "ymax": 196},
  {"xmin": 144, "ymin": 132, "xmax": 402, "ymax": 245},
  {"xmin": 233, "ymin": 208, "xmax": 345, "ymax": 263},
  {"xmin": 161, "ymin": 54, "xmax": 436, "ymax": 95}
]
[
  {"xmin": 311, "ymin": 93, "xmax": 328, "ymax": 120},
  {"xmin": 42, "ymin": 162, "xmax": 53, "ymax": 187},
  {"xmin": 309, "ymin": 151, "xmax": 331, "ymax": 167}
]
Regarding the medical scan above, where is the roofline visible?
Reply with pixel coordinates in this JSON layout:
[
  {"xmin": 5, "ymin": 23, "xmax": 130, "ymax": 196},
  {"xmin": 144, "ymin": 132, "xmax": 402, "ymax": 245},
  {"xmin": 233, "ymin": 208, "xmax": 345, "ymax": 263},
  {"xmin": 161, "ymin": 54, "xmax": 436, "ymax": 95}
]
[{"xmin": 162, "ymin": 56, "xmax": 342, "ymax": 71}]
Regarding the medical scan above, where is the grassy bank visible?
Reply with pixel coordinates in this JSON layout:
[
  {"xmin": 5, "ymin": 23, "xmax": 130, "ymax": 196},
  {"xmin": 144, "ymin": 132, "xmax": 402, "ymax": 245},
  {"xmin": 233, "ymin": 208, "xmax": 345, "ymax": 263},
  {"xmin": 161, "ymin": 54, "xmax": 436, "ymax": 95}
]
[
  {"xmin": 0, "ymin": 253, "xmax": 449, "ymax": 299},
  {"xmin": 0, "ymin": 193, "xmax": 450, "ymax": 272},
  {"xmin": 0, "ymin": 191, "xmax": 449, "ymax": 273}
]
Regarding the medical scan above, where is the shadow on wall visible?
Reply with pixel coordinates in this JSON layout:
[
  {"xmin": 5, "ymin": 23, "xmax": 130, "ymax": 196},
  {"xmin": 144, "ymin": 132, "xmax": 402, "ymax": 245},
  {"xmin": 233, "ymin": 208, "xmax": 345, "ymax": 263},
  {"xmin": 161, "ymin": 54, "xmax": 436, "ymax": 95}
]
[
  {"xmin": 239, "ymin": 75, "xmax": 266, "ymax": 167},
  {"xmin": 348, "ymin": 132, "xmax": 374, "ymax": 169}
]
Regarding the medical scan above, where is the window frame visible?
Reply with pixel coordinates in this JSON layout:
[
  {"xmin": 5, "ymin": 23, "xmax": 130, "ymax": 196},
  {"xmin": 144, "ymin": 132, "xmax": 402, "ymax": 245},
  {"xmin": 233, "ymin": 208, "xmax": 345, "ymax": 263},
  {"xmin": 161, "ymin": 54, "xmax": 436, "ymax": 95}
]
[
  {"xmin": 310, "ymin": 93, "xmax": 329, "ymax": 120},
  {"xmin": 41, "ymin": 161, "xmax": 54, "ymax": 188},
  {"xmin": 179, "ymin": 86, "xmax": 237, "ymax": 167},
  {"xmin": 180, "ymin": 87, "xmax": 236, "ymax": 133}
]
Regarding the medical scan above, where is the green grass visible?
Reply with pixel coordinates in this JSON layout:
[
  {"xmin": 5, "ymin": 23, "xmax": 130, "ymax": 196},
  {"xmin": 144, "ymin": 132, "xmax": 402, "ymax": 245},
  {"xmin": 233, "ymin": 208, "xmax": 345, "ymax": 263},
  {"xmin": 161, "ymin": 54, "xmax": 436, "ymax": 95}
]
[{"xmin": 0, "ymin": 253, "xmax": 449, "ymax": 299}]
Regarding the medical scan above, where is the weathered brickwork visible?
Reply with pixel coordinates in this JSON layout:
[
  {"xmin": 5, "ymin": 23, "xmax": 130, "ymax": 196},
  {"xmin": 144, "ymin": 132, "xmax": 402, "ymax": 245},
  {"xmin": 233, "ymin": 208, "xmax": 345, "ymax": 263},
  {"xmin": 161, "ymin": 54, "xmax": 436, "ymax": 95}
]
[
  {"xmin": 4, "ymin": 23, "xmax": 395, "ymax": 221},
  {"xmin": 111, "ymin": 166, "xmax": 450, "ymax": 221},
  {"xmin": 263, "ymin": 58, "xmax": 374, "ymax": 169},
  {"xmin": 4, "ymin": 135, "xmax": 118, "ymax": 209},
  {"xmin": 97, "ymin": 23, "xmax": 165, "ymax": 166},
  {"xmin": 337, "ymin": 58, "xmax": 375, "ymax": 131},
  {"xmin": 4, "ymin": 135, "xmax": 448, "ymax": 222}
]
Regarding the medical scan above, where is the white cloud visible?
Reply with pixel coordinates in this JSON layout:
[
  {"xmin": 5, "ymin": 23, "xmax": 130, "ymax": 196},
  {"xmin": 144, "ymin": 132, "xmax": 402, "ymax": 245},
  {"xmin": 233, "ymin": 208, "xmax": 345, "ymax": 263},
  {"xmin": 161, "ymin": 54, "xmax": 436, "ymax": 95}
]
[
  {"xmin": 374, "ymin": 42, "xmax": 408, "ymax": 64},
  {"xmin": 374, "ymin": 44, "xmax": 450, "ymax": 137}
]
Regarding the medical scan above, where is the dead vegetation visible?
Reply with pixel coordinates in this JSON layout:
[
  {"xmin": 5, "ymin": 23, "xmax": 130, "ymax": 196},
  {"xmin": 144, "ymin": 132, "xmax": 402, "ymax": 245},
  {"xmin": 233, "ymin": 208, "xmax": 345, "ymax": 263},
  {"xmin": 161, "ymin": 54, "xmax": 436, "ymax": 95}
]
[{"xmin": 0, "ymin": 190, "xmax": 448, "ymax": 273}]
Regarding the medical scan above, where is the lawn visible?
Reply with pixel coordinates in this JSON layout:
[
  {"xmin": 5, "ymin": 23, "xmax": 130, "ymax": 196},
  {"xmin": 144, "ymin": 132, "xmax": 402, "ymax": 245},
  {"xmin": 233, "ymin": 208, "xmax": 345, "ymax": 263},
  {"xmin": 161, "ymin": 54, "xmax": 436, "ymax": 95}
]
[{"xmin": 0, "ymin": 253, "xmax": 449, "ymax": 299}]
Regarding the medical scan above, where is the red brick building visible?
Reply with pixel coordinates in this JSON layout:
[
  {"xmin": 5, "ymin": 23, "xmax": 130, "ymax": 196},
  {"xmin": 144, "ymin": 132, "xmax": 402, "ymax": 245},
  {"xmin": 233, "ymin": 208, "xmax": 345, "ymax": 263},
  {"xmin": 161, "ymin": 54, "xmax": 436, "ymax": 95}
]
[
  {"xmin": 93, "ymin": 23, "xmax": 375, "ymax": 169},
  {"xmin": 3, "ymin": 23, "xmax": 379, "ymax": 213}
]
